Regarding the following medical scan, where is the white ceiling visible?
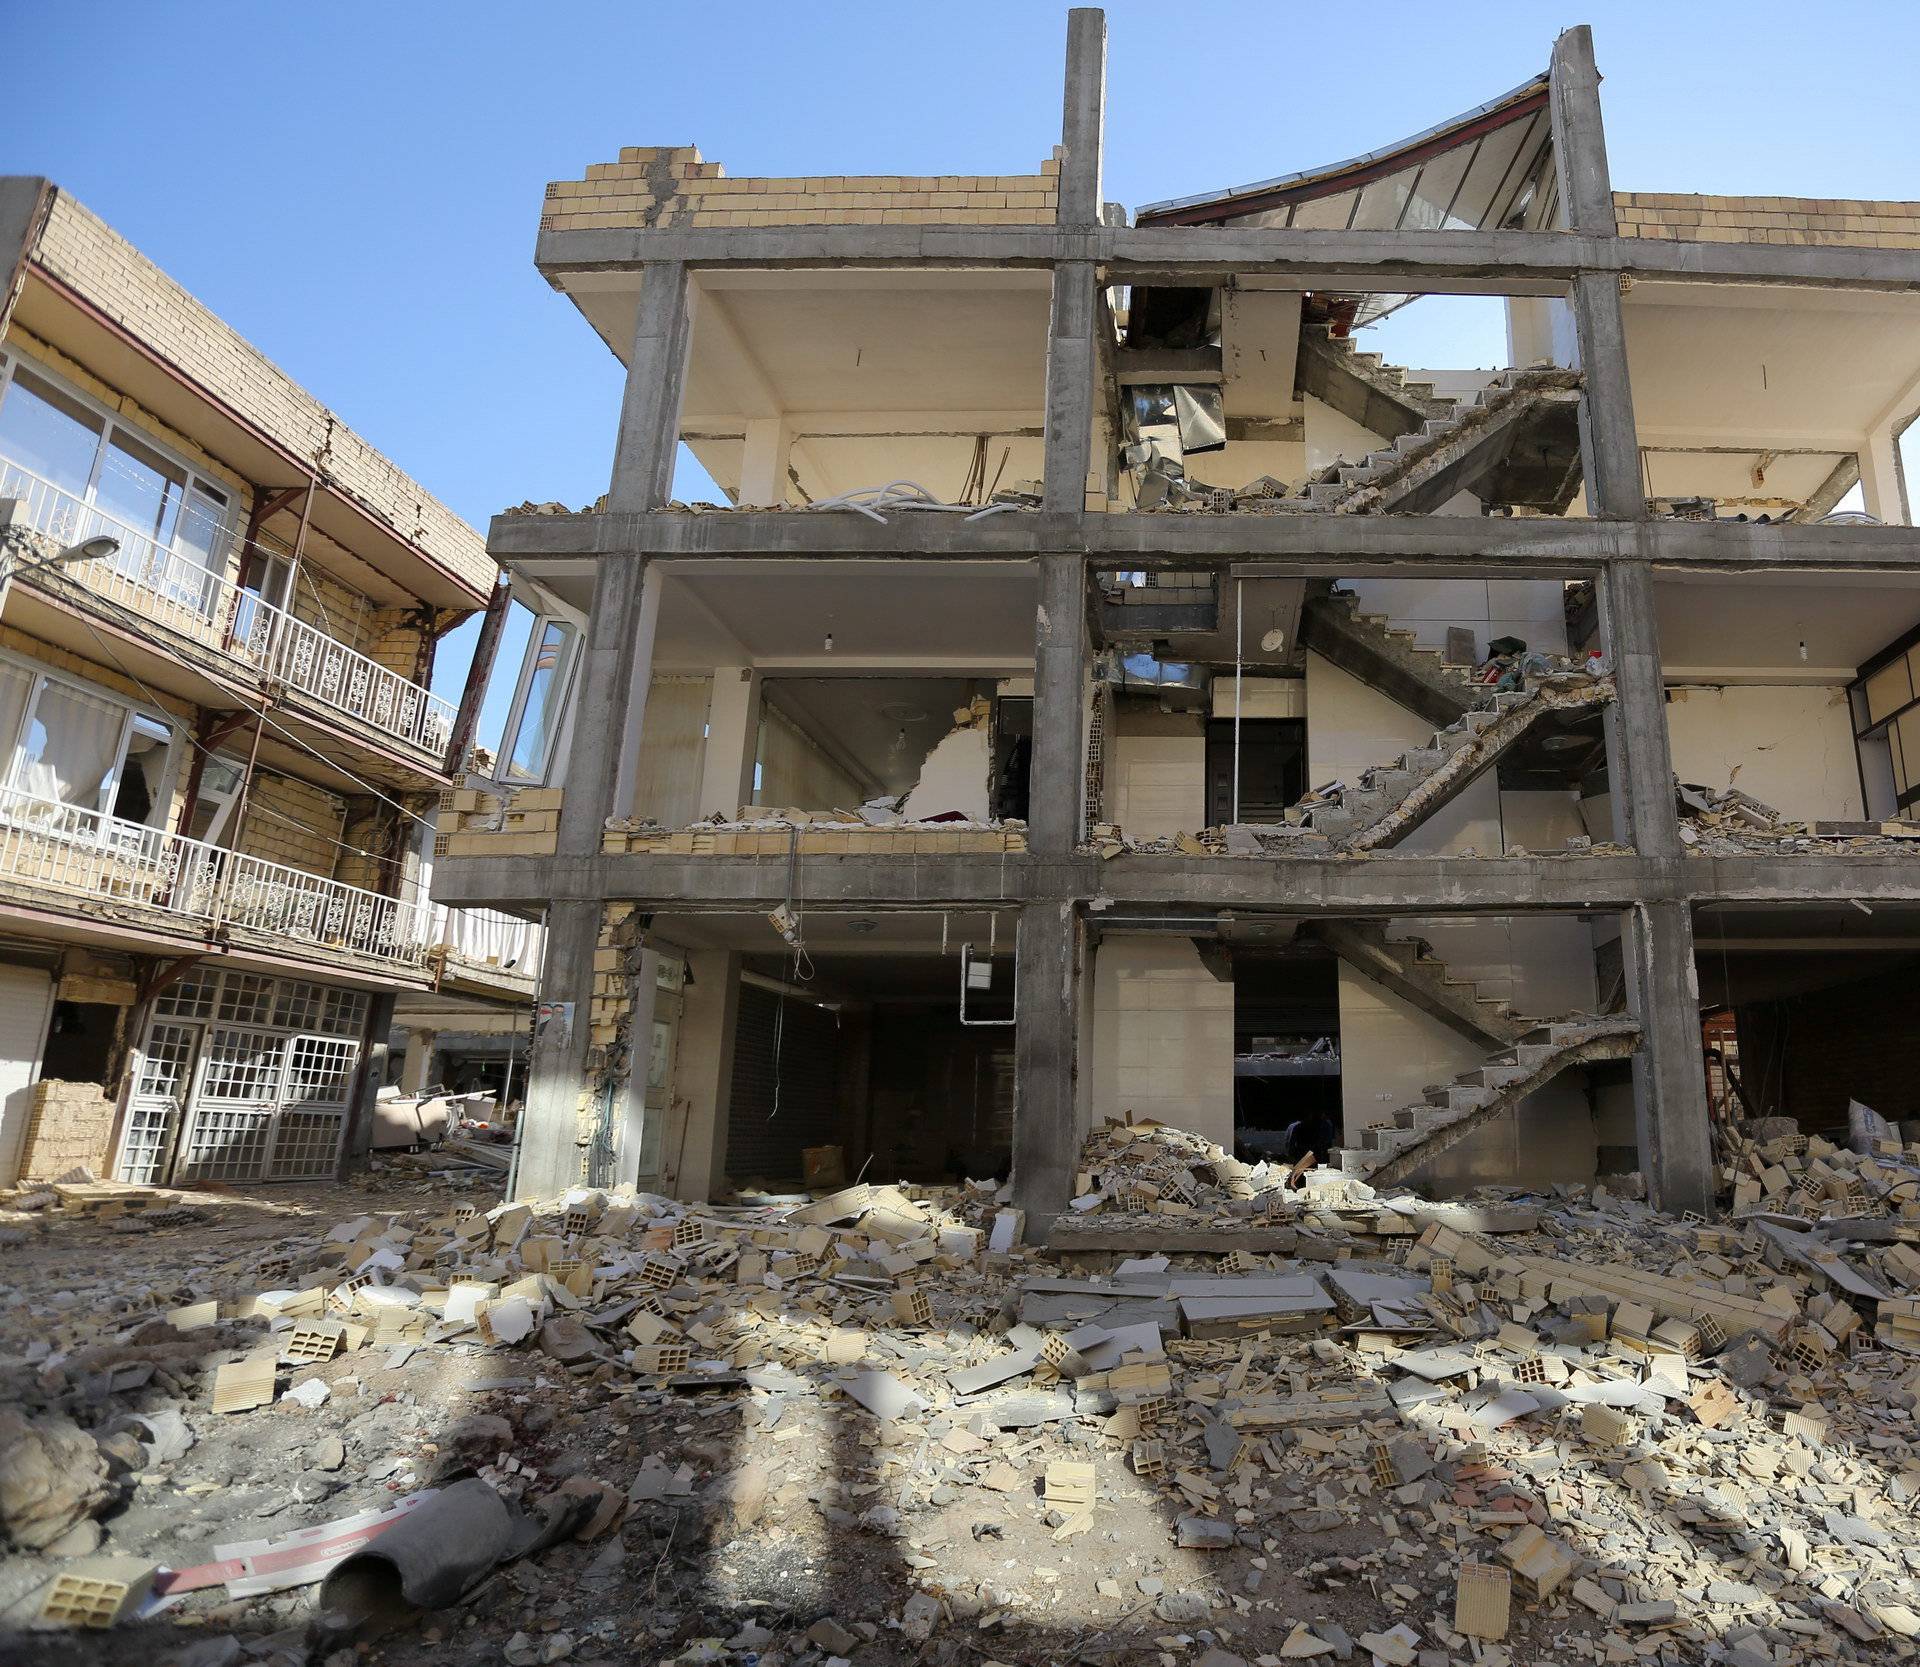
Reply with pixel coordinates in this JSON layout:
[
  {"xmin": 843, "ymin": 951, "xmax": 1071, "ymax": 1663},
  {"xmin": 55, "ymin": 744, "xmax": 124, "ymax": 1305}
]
[
  {"xmin": 1627, "ymin": 283, "xmax": 1920, "ymax": 451},
  {"xmin": 653, "ymin": 560, "xmax": 1039, "ymax": 672},
  {"xmin": 1655, "ymin": 570, "xmax": 1920, "ymax": 680}
]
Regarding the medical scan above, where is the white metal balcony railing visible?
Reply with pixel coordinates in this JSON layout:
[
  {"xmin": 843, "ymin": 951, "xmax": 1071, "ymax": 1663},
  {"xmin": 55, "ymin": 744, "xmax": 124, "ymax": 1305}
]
[
  {"xmin": 1, "ymin": 458, "xmax": 458, "ymax": 758},
  {"xmin": 0, "ymin": 784, "xmax": 435, "ymax": 970}
]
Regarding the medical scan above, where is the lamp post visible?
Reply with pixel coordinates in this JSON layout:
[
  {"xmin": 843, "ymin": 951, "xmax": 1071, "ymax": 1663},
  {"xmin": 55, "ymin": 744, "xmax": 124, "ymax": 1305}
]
[{"xmin": 0, "ymin": 518, "xmax": 121, "ymax": 612}]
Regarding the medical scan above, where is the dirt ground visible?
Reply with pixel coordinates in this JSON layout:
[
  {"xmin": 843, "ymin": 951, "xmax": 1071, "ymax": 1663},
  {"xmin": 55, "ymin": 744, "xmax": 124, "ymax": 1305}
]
[{"xmin": 2, "ymin": 1164, "xmax": 1917, "ymax": 1667}]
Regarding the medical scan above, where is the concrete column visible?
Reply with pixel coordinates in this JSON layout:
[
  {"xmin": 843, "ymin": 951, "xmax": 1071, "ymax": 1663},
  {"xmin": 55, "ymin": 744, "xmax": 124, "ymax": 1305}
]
[
  {"xmin": 1056, "ymin": 9, "xmax": 1107, "ymax": 229},
  {"xmin": 608, "ymin": 262, "xmax": 698, "ymax": 513},
  {"xmin": 738, "ymin": 417, "xmax": 792, "ymax": 508},
  {"xmin": 1547, "ymin": 26, "xmax": 1615, "ymax": 236},
  {"xmin": 1623, "ymin": 900, "xmax": 1713, "ymax": 1215},
  {"xmin": 1597, "ymin": 559, "xmax": 1678, "ymax": 860},
  {"xmin": 557, "ymin": 555, "xmax": 659, "ymax": 857},
  {"xmin": 1568, "ymin": 274, "xmax": 1644, "ymax": 519},
  {"xmin": 1860, "ymin": 426, "xmax": 1909, "ymax": 525},
  {"xmin": 1029, "ymin": 553, "xmax": 1087, "ymax": 855},
  {"xmin": 1011, "ymin": 899, "xmax": 1080, "ymax": 1228},
  {"xmin": 616, "ymin": 947, "xmax": 661, "ymax": 1188},
  {"xmin": 338, "ymin": 991, "xmax": 398, "ymax": 1174},
  {"xmin": 515, "ymin": 898, "xmax": 599, "ymax": 1199},
  {"xmin": 665, "ymin": 948, "xmax": 740, "ymax": 1201},
  {"xmin": 1042, "ymin": 262, "xmax": 1098, "ymax": 514},
  {"xmin": 400, "ymin": 1029, "xmax": 439, "ymax": 1095},
  {"xmin": 698, "ymin": 666, "xmax": 762, "ymax": 819},
  {"xmin": 1548, "ymin": 26, "xmax": 1643, "ymax": 521},
  {"xmin": 1598, "ymin": 558, "xmax": 1710, "ymax": 1213}
]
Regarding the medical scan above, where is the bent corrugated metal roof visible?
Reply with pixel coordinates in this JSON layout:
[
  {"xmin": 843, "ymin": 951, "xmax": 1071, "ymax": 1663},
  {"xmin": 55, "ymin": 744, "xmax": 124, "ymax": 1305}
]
[{"xmin": 1135, "ymin": 73, "xmax": 1556, "ymax": 235}]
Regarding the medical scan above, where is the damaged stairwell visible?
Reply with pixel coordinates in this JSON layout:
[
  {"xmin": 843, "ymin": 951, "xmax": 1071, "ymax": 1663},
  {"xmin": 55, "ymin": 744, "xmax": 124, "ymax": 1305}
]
[
  {"xmin": 1296, "ymin": 584, "xmax": 1485, "ymax": 729},
  {"xmin": 1294, "ymin": 323, "xmax": 1456, "ymax": 447},
  {"xmin": 1308, "ymin": 919, "xmax": 1536, "ymax": 1049},
  {"xmin": 1337, "ymin": 1014, "xmax": 1641, "ymax": 1187},
  {"xmin": 1276, "ymin": 673, "xmax": 1615, "ymax": 853},
  {"xmin": 1277, "ymin": 366, "xmax": 1585, "ymax": 515}
]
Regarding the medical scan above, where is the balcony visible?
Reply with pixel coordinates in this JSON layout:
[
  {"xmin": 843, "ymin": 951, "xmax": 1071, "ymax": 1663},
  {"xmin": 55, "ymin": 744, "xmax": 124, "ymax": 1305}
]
[
  {"xmin": 0, "ymin": 784, "xmax": 435, "ymax": 973},
  {"xmin": 430, "ymin": 903, "xmax": 543, "ymax": 995},
  {"xmin": 0, "ymin": 457, "xmax": 457, "ymax": 762}
]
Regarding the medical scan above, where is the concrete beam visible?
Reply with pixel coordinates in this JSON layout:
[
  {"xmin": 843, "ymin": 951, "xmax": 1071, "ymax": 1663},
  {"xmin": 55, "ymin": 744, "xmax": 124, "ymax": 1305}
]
[
  {"xmin": 488, "ymin": 504, "xmax": 1920, "ymax": 575},
  {"xmin": 1011, "ymin": 899, "xmax": 1079, "ymax": 1226},
  {"xmin": 431, "ymin": 849, "xmax": 1664, "ymax": 913},
  {"xmin": 536, "ymin": 222, "xmax": 1920, "ymax": 294},
  {"xmin": 431, "ymin": 846, "xmax": 1920, "ymax": 916},
  {"xmin": 608, "ymin": 262, "xmax": 697, "ymax": 512}
]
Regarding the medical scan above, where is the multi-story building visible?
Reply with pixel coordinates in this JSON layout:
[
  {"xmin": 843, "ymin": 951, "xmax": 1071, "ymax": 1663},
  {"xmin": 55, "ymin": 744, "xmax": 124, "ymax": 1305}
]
[
  {"xmin": 432, "ymin": 13, "xmax": 1920, "ymax": 1223},
  {"xmin": 0, "ymin": 178, "xmax": 531, "ymax": 1188}
]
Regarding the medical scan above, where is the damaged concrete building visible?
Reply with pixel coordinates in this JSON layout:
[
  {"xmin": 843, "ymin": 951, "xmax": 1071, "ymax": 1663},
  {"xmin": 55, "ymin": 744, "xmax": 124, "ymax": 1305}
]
[
  {"xmin": 432, "ymin": 12, "xmax": 1920, "ymax": 1227},
  {"xmin": 0, "ymin": 180, "xmax": 533, "ymax": 1188}
]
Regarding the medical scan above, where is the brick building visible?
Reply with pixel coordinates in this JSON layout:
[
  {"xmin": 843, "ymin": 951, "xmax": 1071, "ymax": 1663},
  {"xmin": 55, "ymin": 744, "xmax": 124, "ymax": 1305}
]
[{"xmin": 0, "ymin": 180, "xmax": 530, "ymax": 1187}]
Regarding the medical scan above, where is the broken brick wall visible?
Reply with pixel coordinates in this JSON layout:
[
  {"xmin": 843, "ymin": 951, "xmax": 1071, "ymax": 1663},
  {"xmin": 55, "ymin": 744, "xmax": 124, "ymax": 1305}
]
[
  {"xmin": 17, "ymin": 1078, "xmax": 117, "ymax": 1180},
  {"xmin": 1737, "ymin": 961, "xmax": 1920, "ymax": 1132}
]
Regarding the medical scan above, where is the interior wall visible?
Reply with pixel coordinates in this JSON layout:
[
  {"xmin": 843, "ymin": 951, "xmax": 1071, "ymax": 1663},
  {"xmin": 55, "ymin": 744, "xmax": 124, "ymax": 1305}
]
[
  {"xmin": 1340, "ymin": 577, "xmax": 1572, "ymax": 663},
  {"xmin": 1088, "ymin": 936, "xmax": 1233, "ymax": 1146},
  {"xmin": 756, "ymin": 703, "xmax": 864, "ymax": 811},
  {"xmin": 1737, "ymin": 959, "xmax": 1920, "ymax": 1133},
  {"xmin": 1107, "ymin": 705, "xmax": 1206, "ymax": 838},
  {"xmin": 1666, "ymin": 684, "xmax": 1863, "ymax": 821},
  {"xmin": 631, "ymin": 675, "xmax": 711, "ymax": 825}
]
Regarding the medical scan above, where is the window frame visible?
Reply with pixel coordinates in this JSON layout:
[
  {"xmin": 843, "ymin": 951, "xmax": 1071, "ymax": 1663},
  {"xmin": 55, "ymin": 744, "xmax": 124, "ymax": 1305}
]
[
  {"xmin": 0, "ymin": 645, "xmax": 182, "ymax": 831},
  {"xmin": 0, "ymin": 347, "xmax": 234, "ymax": 575},
  {"xmin": 496, "ymin": 611, "xmax": 581, "ymax": 785}
]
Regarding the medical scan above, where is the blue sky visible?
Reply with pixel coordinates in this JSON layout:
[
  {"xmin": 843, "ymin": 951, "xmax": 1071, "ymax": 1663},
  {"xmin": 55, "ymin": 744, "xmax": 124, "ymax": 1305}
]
[{"xmin": 7, "ymin": 1, "xmax": 1919, "ymax": 733}]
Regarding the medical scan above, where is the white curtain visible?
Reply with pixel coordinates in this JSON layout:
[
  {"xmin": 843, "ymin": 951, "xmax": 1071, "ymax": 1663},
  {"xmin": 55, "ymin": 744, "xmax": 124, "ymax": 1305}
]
[
  {"xmin": 0, "ymin": 664, "xmax": 29, "ymax": 796},
  {"xmin": 15, "ymin": 681, "xmax": 123, "ymax": 811}
]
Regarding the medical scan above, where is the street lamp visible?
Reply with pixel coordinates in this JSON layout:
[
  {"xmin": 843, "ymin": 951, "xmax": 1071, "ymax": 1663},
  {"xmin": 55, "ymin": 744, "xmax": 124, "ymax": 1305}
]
[{"xmin": 0, "ymin": 531, "xmax": 120, "ymax": 609}]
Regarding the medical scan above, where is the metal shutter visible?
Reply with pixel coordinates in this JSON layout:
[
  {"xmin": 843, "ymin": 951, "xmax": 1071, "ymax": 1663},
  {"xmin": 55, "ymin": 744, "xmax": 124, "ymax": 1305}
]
[{"xmin": 726, "ymin": 985, "xmax": 842, "ymax": 1182}]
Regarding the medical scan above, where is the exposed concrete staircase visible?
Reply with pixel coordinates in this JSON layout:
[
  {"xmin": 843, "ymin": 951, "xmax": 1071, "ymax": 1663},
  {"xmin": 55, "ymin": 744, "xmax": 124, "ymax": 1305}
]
[
  {"xmin": 1337, "ymin": 1015, "xmax": 1640, "ymax": 1188},
  {"xmin": 1295, "ymin": 325, "xmax": 1455, "ymax": 446},
  {"xmin": 1297, "ymin": 583, "xmax": 1486, "ymax": 729},
  {"xmin": 1309, "ymin": 919, "xmax": 1533, "ymax": 1050},
  {"xmin": 1273, "ymin": 366, "xmax": 1584, "ymax": 515},
  {"xmin": 1287, "ymin": 674, "xmax": 1616, "ymax": 852}
]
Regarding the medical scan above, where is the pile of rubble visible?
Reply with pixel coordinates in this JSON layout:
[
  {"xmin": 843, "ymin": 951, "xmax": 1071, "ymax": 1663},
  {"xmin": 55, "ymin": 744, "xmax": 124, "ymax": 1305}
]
[
  {"xmin": 1678, "ymin": 782, "xmax": 1920, "ymax": 855},
  {"xmin": 2, "ymin": 1122, "xmax": 1918, "ymax": 1666}
]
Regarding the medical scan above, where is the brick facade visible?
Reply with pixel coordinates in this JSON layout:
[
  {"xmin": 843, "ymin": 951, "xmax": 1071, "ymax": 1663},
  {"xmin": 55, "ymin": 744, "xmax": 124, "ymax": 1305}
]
[
  {"xmin": 16, "ymin": 1079, "xmax": 118, "ymax": 1180},
  {"xmin": 542, "ymin": 146, "xmax": 1062, "ymax": 232},
  {"xmin": 1614, "ymin": 191, "xmax": 1920, "ymax": 249},
  {"xmin": 31, "ymin": 191, "xmax": 493, "ymax": 597}
]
